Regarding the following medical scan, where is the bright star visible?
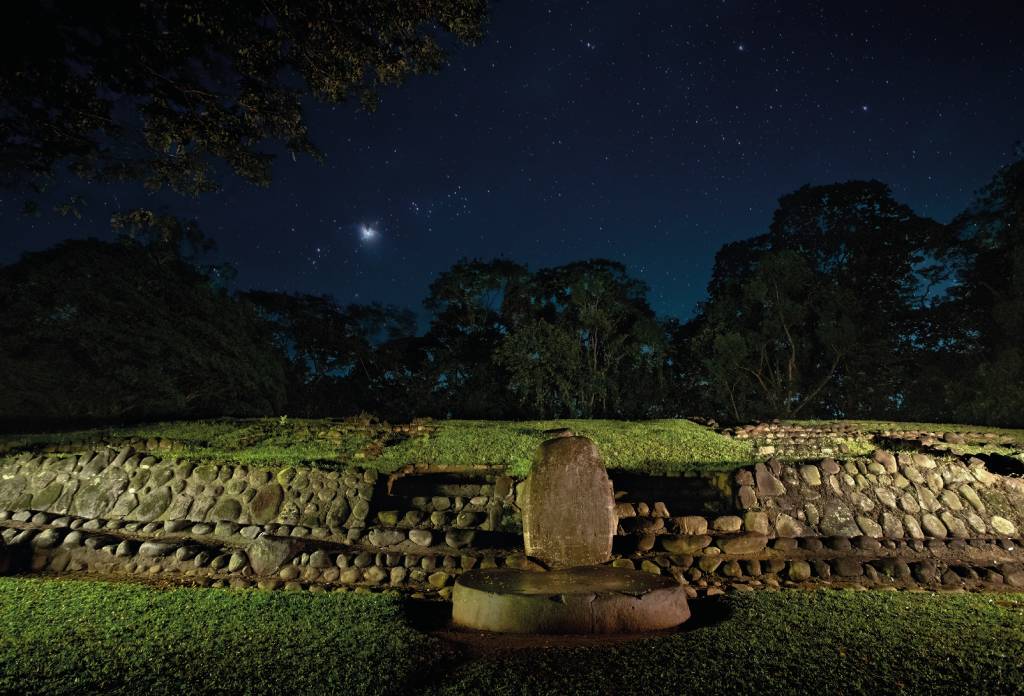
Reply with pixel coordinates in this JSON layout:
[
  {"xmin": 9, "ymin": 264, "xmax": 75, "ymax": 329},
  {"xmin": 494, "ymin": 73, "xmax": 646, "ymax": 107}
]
[{"xmin": 360, "ymin": 225, "xmax": 378, "ymax": 242}]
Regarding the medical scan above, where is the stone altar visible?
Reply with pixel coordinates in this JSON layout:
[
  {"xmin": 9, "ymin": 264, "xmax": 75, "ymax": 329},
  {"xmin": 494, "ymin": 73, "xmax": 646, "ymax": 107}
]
[{"xmin": 452, "ymin": 434, "xmax": 690, "ymax": 634}]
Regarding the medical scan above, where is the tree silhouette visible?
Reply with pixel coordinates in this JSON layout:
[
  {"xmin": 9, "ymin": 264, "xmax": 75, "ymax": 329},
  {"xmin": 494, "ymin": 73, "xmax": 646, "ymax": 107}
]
[
  {"xmin": 494, "ymin": 260, "xmax": 664, "ymax": 418},
  {"xmin": 943, "ymin": 150, "xmax": 1024, "ymax": 425},
  {"xmin": 0, "ymin": 1, "xmax": 486, "ymax": 200},
  {"xmin": 423, "ymin": 259, "xmax": 529, "ymax": 417},
  {"xmin": 698, "ymin": 181, "xmax": 949, "ymax": 421},
  {"xmin": 0, "ymin": 236, "xmax": 286, "ymax": 428}
]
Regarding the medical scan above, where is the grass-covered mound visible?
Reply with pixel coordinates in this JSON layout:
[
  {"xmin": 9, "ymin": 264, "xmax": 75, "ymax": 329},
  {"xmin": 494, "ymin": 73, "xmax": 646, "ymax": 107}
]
[
  {"xmin": 379, "ymin": 419, "xmax": 753, "ymax": 475},
  {"xmin": 0, "ymin": 578, "xmax": 1022, "ymax": 695},
  {"xmin": 1, "ymin": 417, "xmax": 754, "ymax": 475}
]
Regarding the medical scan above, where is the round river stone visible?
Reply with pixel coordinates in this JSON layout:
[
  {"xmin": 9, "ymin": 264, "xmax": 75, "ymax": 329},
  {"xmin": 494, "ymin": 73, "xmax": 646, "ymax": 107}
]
[{"xmin": 452, "ymin": 566, "xmax": 690, "ymax": 634}]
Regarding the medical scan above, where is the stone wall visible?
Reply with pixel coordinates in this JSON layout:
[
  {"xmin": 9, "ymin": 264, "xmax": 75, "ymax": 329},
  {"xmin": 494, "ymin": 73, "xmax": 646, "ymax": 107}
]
[
  {"xmin": 726, "ymin": 421, "xmax": 1021, "ymax": 459},
  {"xmin": 728, "ymin": 422, "xmax": 862, "ymax": 458},
  {"xmin": 613, "ymin": 449, "xmax": 1024, "ymax": 593},
  {"xmin": 2, "ymin": 440, "xmax": 1024, "ymax": 597}
]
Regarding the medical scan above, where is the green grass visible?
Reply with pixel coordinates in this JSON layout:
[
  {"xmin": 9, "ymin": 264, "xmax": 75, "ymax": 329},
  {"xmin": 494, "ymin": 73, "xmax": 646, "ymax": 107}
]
[
  {"xmin": 1, "ymin": 578, "xmax": 1022, "ymax": 695},
  {"xmin": 0, "ymin": 577, "xmax": 444, "ymax": 696},
  {"xmin": 8, "ymin": 416, "xmax": 1023, "ymax": 475},
  {"xmin": 431, "ymin": 591, "xmax": 1024, "ymax": 696},
  {"xmin": 1, "ymin": 417, "xmax": 754, "ymax": 476},
  {"xmin": 829, "ymin": 436, "xmax": 877, "ymax": 458},
  {"xmin": 380, "ymin": 419, "xmax": 754, "ymax": 476}
]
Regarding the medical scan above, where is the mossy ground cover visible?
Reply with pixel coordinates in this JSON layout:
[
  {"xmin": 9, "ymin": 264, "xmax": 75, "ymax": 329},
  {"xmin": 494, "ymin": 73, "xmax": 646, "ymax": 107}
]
[
  {"xmin": 0, "ymin": 418, "xmax": 376, "ymax": 469},
  {"xmin": 0, "ymin": 578, "xmax": 1022, "ymax": 695},
  {"xmin": 1, "ymin": 418, "xmax": 754, "ymax": 476}
]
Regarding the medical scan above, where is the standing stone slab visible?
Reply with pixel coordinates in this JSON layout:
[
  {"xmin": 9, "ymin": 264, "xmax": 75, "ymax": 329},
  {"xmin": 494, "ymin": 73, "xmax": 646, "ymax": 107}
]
[{"xmin": 520, "ymin": 436, "xmax": 615, "ymax": 568}]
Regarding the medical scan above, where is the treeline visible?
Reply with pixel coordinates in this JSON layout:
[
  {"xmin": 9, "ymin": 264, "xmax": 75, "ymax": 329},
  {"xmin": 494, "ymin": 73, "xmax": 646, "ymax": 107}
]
[{"xmin": 1, "ymin": 153, "xmax": 1021, "ymax": 429}]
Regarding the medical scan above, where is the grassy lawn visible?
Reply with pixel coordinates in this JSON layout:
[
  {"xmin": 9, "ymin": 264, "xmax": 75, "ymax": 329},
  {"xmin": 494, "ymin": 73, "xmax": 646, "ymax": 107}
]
[
  {"xmin": 1, "ymin": 417, "xmax": 754, "ymax": 476},
  {"xmin": 7, "ymin": 416, "xmax": 1022, "ymax": 475},
  {"xmin": 0, "ymin": 577, "xmax": 445, "ymax": 696},
  {"xmin": 435, "ymin": 591, "xmax": 1024, "ymax": 695},
  {"xmin": 0, "ymin": 577, "xmax": 1022, "ymax": 695}
]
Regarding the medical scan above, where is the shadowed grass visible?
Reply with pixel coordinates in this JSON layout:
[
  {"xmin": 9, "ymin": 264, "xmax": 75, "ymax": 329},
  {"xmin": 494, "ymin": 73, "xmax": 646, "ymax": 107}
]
[{"xmin": 0, "ymin": 418, "xmax": 374, "ymax": 468}]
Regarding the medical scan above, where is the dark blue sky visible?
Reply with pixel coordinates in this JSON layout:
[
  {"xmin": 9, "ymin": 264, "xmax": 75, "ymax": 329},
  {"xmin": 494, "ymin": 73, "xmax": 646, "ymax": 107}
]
[{"xmin": 3, "ymin": 0, "xmax": 1022, "ymax": 321}]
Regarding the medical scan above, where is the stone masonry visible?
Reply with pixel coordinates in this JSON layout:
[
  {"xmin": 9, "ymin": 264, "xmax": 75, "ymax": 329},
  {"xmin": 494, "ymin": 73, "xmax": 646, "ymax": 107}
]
[{"xmin": 1, "ymin": 438, "xmax": 1023, "ymax": 597}]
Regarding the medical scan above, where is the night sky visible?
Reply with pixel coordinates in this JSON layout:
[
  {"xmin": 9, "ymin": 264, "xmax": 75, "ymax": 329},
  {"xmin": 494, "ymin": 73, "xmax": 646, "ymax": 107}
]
[{"xmin": 3, "ymin": 0, "xmax": 1023, "ymax": 322}]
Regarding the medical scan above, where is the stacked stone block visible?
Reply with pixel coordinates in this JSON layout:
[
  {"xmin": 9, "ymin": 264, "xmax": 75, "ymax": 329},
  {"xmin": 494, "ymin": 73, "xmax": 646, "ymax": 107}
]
[{"xmin": 608, "ymin": 449, "xmax": 1024, "ymax": 594}]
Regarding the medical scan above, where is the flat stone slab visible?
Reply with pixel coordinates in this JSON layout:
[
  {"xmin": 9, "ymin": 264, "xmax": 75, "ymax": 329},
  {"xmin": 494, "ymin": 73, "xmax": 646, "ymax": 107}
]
[
  {"xmin": 452, "ymin": 566, "xmax": 690, "ymax": 634},
  {"xmin": 521, "ymin": 436, "xmax": 615, "ymax": 568}
]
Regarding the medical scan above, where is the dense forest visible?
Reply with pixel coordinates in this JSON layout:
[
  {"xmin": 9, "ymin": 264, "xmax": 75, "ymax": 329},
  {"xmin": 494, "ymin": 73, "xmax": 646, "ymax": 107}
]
[{"xmin": 2, "ymin": 151, "xmax": 1021, "ymax": 430}]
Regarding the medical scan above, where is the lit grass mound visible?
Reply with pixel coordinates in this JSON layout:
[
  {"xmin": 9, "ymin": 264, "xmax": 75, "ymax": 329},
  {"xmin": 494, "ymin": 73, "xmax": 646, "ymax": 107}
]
[{"xmin": 2, "ymin": 417, "xmax": 754, "ymax": 475}]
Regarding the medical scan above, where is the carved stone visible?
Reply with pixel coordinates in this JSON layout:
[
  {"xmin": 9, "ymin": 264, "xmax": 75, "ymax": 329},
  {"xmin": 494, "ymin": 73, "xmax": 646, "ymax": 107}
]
[{"xmin": 520, "ymin": 436, "xmax": 615, "ymax": 568}]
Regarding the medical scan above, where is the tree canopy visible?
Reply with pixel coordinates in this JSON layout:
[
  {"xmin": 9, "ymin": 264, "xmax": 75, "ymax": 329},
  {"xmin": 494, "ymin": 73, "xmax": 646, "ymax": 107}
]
[
  {"xmin": 939, "ymin": 151, "xmax": 1024, "ymax": 424},
  {"xmin": 0, "ymin": 234, "xmax": 287, "ymax": 428},
  {"xmin": 495, "ymin": 260, "xmax": 665, "ymax": 418},
  {"xmin": 698, "ymin": 180, "xmax": 952, "ymax": 421},
  {"xmin": 0, "ymin": 0, "xmax": 486, "ymax": 200},
  {"xmin": 3, "ymin": 154, "xmax": 1023, "ymax": 428}
]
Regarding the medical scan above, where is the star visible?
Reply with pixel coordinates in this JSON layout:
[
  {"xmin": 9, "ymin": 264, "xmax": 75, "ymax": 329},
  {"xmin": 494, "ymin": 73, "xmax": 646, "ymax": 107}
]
[{"xmin": 360, "ymin": 225, "xmax": 378, "ymax": 242}]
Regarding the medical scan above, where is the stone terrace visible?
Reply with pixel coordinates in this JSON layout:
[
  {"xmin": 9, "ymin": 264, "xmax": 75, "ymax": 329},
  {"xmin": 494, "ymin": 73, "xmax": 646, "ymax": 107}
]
[{"xmin": 1, "ymin": 425, "xmax": 1023, "ymax": 597}]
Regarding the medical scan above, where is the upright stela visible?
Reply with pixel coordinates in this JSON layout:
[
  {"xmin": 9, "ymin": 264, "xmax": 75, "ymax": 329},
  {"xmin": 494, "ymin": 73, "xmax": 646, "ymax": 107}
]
[
  {"xmin": 520, "ymin": 435, "xmax": 616, "ymax": 568},
  {"xmin": 452, "ymin": 433, "xmax": 691, "ymax": 634}
]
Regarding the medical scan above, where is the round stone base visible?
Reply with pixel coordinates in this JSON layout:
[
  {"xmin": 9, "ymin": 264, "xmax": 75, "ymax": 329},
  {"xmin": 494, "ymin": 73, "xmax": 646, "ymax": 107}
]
[{"xmin": 452, "ymin": 565, "xmax": 690, "ymax": 634}]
